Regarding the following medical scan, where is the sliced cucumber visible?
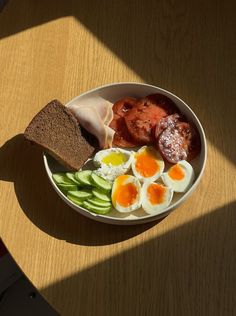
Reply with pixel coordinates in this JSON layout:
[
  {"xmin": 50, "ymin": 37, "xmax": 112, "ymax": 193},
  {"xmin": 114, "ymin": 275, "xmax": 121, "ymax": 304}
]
[
  {"xmin": 67, "ymin": 189, "xmax": 92, "ymax": 201},
  {"xmin": 90, "ymin": 172, "xmax": 112, "ymax": 192},
  {"xmin": 83, "ymin": 201, "xmax": 111, "ymax": 215},
  {"xmin": 52, "ymin": 173, "xmax": 74, "ymax": 185},
  {"xmin": 67, "ymin": 194, "xmax": 84, "ymax": 206},
  {"xmin": 75, "ymin": 170, "xmax": 93, "ymax": 186},
  {"xmin": 66, "ymin": 172, "xmax": 82, "ymax": 185},
  {"xmin": 92, "ymin": 188, "xmax": 111, "ymax": 202},
  {"xmin": 87, "ymin": 197, "xmax": 112, "ymax": 207},
  {"xmin": 57, "ymin": 183, "xmax": 78, "ymax": 193}
]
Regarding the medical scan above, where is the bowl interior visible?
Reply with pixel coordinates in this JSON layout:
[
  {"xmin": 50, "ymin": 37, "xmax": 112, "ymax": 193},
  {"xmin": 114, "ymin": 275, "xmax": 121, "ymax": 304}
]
[{"xmin": 44, "ymin": 82, "xmax": 207, "ymax": 225}]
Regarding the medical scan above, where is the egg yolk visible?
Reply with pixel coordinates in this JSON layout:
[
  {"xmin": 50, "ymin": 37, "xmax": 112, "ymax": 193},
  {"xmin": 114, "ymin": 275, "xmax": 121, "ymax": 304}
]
[
  {"xmin": 113, "ymin": 175, "xmax": 138, "ymax": 207},
  {"xmin": 135, "ymin": 149, "xmax": 159, "ymax": 177},
  {"xmin": 147, "ymin": 183, "xmax": 166, "ymax": 205},
  {"xmin": 102, "ymin": 152, "xmax": 127, "ymax": 166},
  {"xmin": 168, "ymin": 164, "xmax": 185, "ymax": 180}
]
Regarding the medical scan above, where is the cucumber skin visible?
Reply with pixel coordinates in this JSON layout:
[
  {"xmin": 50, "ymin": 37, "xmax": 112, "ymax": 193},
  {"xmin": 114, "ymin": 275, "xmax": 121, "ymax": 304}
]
[
  {"xmin": 52, "ymin": 173, "xmax": 74, "ymax": 185},
  {"xmin": 66, "ymin": 173, "xmax": 82, "ymax": 186},
  {"xmin": 67, "ymin": 190, "xmax": 93, "ymax": 200},
  {"xmin": 57, "ymin": 184, "xmax": 78, "ymax": 194},
  {"xmin": 67, "ymin": 195, "xmax": 84, "ymax": 206},
  {"xmin": 90, "ymin": 173, "xmax": 112, "ymax": 192},
  {"xmin": 75, "ymin": 170, "xmax": 93, "ymax": 186},
  {"xmin": 87, "ymin": 197, "xmax": 111, "ymax": 207},
  {"xmin": 92, "ymin": 188, "xmax": 111, "ymax": 202},
  {"xmin": 83, "ymin": 201, "xmax": 111, "ymax": 215}
]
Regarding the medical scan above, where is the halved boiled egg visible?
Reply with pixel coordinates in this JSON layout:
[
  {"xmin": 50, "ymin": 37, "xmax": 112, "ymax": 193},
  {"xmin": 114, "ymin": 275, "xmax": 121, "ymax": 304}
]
[
  {"xmin": 142, "ymin": 182, "xmax": 173, "ymax": 214},
  {"xmin": 132, "ymin": 146, "xmax": 164, "ymax": 182},
  {"xmin": 162, "ymin": 160, "xmax": 194, "ymax": 193},
  {"xmin": 112, "ymin": 175, "xmax": 142, "ymax": 212},
  {"xmin": 93, "ymin": 148, "xmax": 133, "ymax": 181}
]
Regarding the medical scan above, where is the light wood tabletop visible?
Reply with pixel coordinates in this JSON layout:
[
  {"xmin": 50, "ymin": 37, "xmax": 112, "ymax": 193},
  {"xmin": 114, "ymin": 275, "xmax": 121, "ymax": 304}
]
[{"xmin": 0, "ymin": 1, "xmax": 236, "ymax": 315}]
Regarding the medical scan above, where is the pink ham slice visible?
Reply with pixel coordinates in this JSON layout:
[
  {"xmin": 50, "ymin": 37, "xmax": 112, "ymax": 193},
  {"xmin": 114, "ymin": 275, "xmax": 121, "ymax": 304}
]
[
  {"xmin": 103, "ymin": 101, "xmax": 114, "ymax": 125},
  {"xmin": 68, "ymin": 98, "xmax": 114, "ymax": 148},
  {"xmin": 68, "ymin": 105, "xmax": 106, "ymax": 148},
  {"xmin": 68, "ymin": 97, "xmax": 113, "ymax": 123}
]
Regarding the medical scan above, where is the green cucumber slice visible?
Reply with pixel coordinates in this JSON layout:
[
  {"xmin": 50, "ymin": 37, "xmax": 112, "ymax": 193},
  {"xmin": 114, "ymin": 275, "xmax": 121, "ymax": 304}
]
[
  {"xmin": 66, "ymin": 172, "xmax": 82, "ymax": 185},
  {"xmin": 90, "ymin": 172, "xmax": 112, "ymax": 192},
  {"xmin": 83, "ymin": 201, "xmax": 111, "ymax": 214},
  {"xmin": 57, "ymin": 183, "xmax": 78, "ymax": 193},
  {"xmin": 87, "ymin": 197, "xmax": 112, "ymax": 207},
  {"xmin": 67, "ymin": 189, "xmax": 92, "ymax": 200},
  {"xmin": 75, "ymin": 170, "xmax": 93, "ymax": 186},
  {"xmin": 52, "ymin": 173, "xmax": 74, "ymax": 185},
  {"xmin": 67, "ymin": 194, "xmax": 84, "ymax": 206},
  {"xmin": 92, "ymin": 188, "xmax": 111, "ymax": 202}
]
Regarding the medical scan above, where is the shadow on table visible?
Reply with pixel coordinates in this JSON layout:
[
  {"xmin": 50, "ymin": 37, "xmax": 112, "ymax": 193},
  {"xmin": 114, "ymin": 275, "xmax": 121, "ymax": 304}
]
[
  {"xmin": 0, "ymin": 0, "xmax": 236, "ymax": 167},
  {"xmin": 0, "ymin": 134, "xmax": 158, "ymax": 246},
  {"xmin": 1, "ymin": 135, "xmax": 235, "ymax": 315},
  {"xmin": 40, "ymin": 200, "xmax": 236, "ymax": 315}
]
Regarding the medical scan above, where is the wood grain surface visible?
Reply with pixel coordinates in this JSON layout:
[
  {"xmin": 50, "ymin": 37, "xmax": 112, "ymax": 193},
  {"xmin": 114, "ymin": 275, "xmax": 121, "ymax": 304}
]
[{"xmin": 0, "ymin": 1, "xmax": 236, "ymax": 315}]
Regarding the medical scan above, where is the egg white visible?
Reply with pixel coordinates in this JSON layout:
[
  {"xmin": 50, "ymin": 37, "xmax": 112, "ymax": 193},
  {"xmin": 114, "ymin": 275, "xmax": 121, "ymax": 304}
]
[
  {"xmin": 142, "ymin": 182, "xmax": 173, "ymax": 215},
  {"xmin": 162, "ymin": 160, "xmax": 194, "ymax": 193},
  {"xmin": 112, "ymin": 175, "xmax": 142, "ymax": 213},
  {"xmin": 93, "ymin": 148, "xmax": 134, "ymax": 181},
  {"xmin": 131, "ymin": 146, "xmax": 164, "ymax": 183}
]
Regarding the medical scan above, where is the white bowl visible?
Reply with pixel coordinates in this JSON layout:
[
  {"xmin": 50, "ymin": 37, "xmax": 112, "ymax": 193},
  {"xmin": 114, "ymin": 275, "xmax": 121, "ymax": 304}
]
[{"xmin": 43, "ymin": 82, "xmax": 207, "ymax": 225}]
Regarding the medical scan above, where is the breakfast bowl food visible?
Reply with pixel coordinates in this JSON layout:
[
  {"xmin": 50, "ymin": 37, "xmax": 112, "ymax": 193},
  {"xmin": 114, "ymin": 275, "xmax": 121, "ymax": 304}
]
[{"xmin": 25, "ymin": 82, "xmax": 207, "ymax": 225}]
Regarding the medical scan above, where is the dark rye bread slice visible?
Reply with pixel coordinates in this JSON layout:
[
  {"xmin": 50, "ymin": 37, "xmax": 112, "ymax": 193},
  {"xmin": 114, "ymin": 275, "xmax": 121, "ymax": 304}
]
[{"xmin": 24, "ymin": 99, "xmax": 97, "ymax": 170}]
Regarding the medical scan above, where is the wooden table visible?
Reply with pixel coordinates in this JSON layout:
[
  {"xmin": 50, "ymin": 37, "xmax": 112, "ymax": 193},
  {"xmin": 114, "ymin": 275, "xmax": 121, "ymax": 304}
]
[{"xmin": 0, "ymin": 1, "xmax": 236, "ymax": 315}]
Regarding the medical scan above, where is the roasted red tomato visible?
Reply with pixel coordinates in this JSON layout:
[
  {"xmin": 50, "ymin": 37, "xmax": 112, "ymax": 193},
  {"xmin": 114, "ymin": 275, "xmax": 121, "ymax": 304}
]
[
  {"xmin": 109, "ymin": 114, "xmax": 139, "ymax": 148},
  {"xmin": 124, "ymin": 96, "xmax": 173, "ymax": 144},
  {"xmin": 112, "ymin": 97, "xmax": 137, "ymax": 117}
]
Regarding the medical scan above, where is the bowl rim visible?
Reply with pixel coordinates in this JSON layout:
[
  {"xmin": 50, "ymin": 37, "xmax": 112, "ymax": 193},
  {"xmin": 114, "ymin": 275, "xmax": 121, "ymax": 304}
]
[{"xmin": 43, "ymin": 82, "xmax": 207, "ymax": 225}]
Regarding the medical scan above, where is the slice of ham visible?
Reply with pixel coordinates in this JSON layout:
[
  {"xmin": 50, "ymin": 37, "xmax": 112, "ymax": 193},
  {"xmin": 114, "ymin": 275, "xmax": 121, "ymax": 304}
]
[
  {"xmin": 103, "ymin": 101, "xmax": 114, "ymax": 125},
  {"xmin": 68, "ymin": 98, "xmax": 114, "ymax": 148},
  {"xmin": 68, "ymin": 97, "xmax": 113, "ymax": 123},
  {"xmin": 105, "ymin": 125, "xmax": 115, "ymax": 148},
  {"xmin": 69, "ymin": 105, "xmax": 107, "ymax": 148}
]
